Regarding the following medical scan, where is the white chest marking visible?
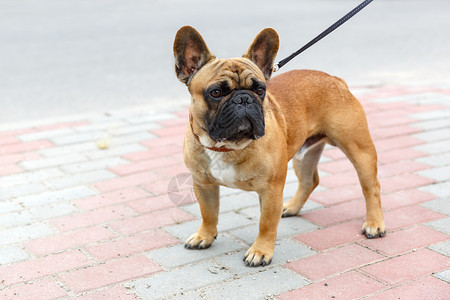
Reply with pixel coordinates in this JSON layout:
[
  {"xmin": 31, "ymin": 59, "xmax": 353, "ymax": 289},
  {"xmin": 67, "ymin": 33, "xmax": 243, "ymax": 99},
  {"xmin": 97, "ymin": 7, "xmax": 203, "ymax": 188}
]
[{"xmin": 205, "ymin": 150, "xmax": 236, "ymax": 187}]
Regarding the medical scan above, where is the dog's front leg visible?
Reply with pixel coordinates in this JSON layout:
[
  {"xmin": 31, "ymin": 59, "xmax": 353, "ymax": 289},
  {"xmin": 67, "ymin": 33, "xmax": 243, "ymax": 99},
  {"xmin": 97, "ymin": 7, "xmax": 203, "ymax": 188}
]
[
  {"xmin": 244, "ymin": 185, "xmax": 284, "ymax": 267},
  {"xmin": 185, "ymin": 182, "xmax": 220, "ymax": 249}
]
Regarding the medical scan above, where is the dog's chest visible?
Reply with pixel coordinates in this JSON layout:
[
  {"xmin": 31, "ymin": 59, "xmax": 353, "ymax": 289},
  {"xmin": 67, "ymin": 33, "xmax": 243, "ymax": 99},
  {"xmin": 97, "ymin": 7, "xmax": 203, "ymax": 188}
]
[{"xmin": 205, "ymin": 150, "xmax": 236, "ymax": 187}]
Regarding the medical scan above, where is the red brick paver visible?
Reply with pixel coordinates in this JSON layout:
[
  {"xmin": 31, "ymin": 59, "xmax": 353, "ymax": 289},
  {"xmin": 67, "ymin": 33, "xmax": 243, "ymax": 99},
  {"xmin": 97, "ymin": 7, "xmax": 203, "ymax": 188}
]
[
  {"xmin": 286, "ymin": 244, "xmax": 385, "ymax": 281},
  {"xmin": 57, "ymin": 255, "xmax": 161, "ymax": 293},
  {"xmin": 366, "ymin": 276, "xmax": 450, "ymax": 300},
  {"xmin": 360, "ymin": 249, "xmax": 450, "ymax": 285},
  {"xmin": 278, "ymin": 271, "xmax": 386, "ymax": 300}
]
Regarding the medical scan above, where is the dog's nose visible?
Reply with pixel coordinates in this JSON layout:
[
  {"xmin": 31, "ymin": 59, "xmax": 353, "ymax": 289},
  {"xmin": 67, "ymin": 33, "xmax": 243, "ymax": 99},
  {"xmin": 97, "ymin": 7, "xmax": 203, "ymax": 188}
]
[{"xmin": 233, "ymin": 95, "xmax": 254, "ymax": 105}]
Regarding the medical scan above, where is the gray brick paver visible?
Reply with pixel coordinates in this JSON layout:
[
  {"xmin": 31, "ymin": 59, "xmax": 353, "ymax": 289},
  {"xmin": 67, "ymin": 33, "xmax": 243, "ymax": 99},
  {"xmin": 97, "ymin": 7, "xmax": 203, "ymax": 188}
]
[
  {"xmin": 147, "ymin": 234, "xmax": 245, "ymax": 269},
  {"xmin": 131, "ymin": 261, "xmax": 233, "ymax": 299}
]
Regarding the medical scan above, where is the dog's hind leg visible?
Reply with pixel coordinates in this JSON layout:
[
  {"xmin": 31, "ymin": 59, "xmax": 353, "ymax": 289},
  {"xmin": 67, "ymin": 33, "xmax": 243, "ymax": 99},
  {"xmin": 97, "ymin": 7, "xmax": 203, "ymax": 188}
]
[
  {"xmin": 282, "ymin": 135, "xmax": 326, "ymax": 217},
  {"xmin": 337, "ymin": 136, "xmax": 386, "ymax": 238},
  {"xmin": 326, "ymin": 98, "xmax": 386, "ymax": 238}
]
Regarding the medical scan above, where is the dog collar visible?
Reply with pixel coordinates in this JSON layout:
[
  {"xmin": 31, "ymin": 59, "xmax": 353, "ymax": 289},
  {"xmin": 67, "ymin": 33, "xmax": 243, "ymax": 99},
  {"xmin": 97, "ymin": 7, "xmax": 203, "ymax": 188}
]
[{"xmin": 190, "ymin": 124, "xmax": 234, "ymax": 153}]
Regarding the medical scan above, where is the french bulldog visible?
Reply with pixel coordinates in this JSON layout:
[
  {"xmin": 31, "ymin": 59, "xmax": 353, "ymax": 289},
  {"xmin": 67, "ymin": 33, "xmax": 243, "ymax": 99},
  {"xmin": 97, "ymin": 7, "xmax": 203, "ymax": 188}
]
[{"xmin": 173, "ymin": 26, "xmax": 385, "ymax": 267}]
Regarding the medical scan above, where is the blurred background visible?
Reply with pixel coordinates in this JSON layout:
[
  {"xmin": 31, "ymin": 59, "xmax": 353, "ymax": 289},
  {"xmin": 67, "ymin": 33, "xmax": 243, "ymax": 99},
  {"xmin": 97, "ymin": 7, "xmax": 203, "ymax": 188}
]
[{"xmin": 1, "ymin": 0, "xmax": 449, "ymax": 123}]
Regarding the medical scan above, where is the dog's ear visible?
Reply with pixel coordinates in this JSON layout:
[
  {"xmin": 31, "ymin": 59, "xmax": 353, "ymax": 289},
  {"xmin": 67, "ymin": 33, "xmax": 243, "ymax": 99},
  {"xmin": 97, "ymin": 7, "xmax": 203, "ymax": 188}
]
[
  {"xmin": 173, "ymin": 26, "xmax": 215, "ymax": 85},
  {"xmin": 243, "ymin": 28, "xmax": 279, "ymax": 81}
]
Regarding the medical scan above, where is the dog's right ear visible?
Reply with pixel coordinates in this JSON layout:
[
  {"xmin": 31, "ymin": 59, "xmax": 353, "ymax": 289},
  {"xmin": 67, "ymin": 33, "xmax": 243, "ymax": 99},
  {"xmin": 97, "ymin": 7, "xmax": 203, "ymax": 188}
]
[{"xmin": 173, "ymin": 26, "xmax": 215, "ymax": 85}]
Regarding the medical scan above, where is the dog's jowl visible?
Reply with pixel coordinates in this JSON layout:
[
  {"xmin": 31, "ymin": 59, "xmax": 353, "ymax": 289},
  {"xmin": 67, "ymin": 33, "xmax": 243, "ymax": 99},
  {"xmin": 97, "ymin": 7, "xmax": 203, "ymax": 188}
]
[{"xmin": 173, "ymin": 26, "xmax": 385, "ymax": 267}]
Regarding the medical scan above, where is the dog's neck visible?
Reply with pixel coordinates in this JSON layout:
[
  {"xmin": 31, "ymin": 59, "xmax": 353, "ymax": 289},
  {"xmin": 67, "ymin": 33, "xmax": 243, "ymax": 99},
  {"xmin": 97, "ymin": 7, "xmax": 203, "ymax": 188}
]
[{"xmin": 190, "ymin": 124, "xmax": 234, "ymax": 153}]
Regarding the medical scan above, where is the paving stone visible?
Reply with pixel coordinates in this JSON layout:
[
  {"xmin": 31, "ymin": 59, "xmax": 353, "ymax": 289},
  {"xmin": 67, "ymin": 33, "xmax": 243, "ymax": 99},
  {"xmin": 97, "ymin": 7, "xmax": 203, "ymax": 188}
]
[
  {"xmin": 20, "ymin": 153, "xmax": 87, "ymax": 170},
  {"xmin": 426, "ymin": 217, "xmax": 450, "ymax": 235},
  {"xmin": 109, "ymin": 132, "xmax": 157, "ymax": 145},
  {"xmin": 51, "ymin": 205, "xmax": 136, "ymax": 232},
  {"xmin": 18, "ymin": 128, "xmax": 75, "ymax": 142},
  {"xmin": 182, "ymin": 266, "xmax": 309, "ymax": 300},
  {"xmin": 61, "ymin": 157, "xmax": 129, "ymax": 173},
  {"xmin": 0, "ymin": 203, "xmax": 78, "ymax": 228},
  {"xmin": 384, "ymin": 206, "xmax": 446, "ymax": 231},
  {"xmin": 360, "ymin": 248, "xmax": 450, "ymax": 285},
  {"xmin": 73, "ymin": 121, "xmax": 128, "ymax": 132},
  {"xmin": 302, "ymin": 200, "xmax": 366, "ymax": 227},
  {"xmin": 147, "ymin": 234, "xmax": 244, "ymax": 269},
  {"xmin": 125, "ymin": 112, "xmax": 178, "ymax": 124},
  {"xmin": 110, "ymin": 156, "xmax": 177, "ymax": 176},
  {"xmin": 366, "ymin": 275, "xmax": 450, "ymax": 300},
  {"xmin": 214, "ymin": 238, "xmax": 315, "ymax": 278},
  {"xmin": 24, "ymin": 226, "xmax": 116, "ymax": 257},
  {"xmin": 421, "ymin": 198, "xmax": 450, "ymax": 215},
  {"xmin": 419, "ymin": 181, "xmax": 450, "ymax": 198},
  {"xmin": 0, "ymin": 140, "xmax": 53, "ymax": 156},
  {"xmin": 416, "ymin": 152, "xmax": 450, "ymax": 167},
  {"xmin": 287, "ymin": 244, "xmax": 384, "ymax": 281},
  {"xmin": 285, "ymin": 167, "xmax": 297, "ymax": 183},
  {"xmin": 164, "ymin": 211, "xmax": 254, "ymax": 241},
  {"xmin": 220, "ymin": 186, "xmax": 241, "ymax": 197},
  {"xmin": 75, "ymin": 285, "xmax": 136, "ymax": 300},
  {"xmin": 38, "ymin": 142, "xmax": 97, "ymax": 157},
  {"xmin": 278, "ymin": 271, "xmax": 385, "ymax": 300},
  {"xmin": 0, "ymin": 168, "xmax": 64, "ymax": 188},
  {"xmin": 0, "ymin": 245, "xmax": 30, "ymax": 265},
  {"xmin": 0, "ymin": 277, "xmax": 68, "ymax": 299},
  {"xmin": 381, "ymin": 189, "xmax": 437, "ymax": 210},
  {"xmin": 58, "ymin": 255, "xmax": 160, "ymax": 294},
  {"xmin": 85, "ymin": 144, "xmax": 147, "ymax": 160},
  {"xmin": 373, "ymin": 93, "xmax": 450, "ymax": 105},
  {"xmin": 433, "ymin": 269, "xmax": 450, "ymax": 283},
  {"xmin": 0, "ymin": 201, "xmax": 21, "ymax": 214},
  {"xmin": 85, "ymin": 230, "xmax": 179, "ymax": 261},
  {"xmin": 0, "ymin": 183, "xmax": 47, "ymax": 201},
  {"xmin": 109, "ymin": 122, "xmax": 162, "ymax": 135},
  {"xmin": 180, "ymin": 202, "xmax": 204, "ymax": 218},
  {"xmin": 18, "ymin": 186, "xmax": 97, "ymax": 207},
  {"xmin": 429, "ymin": 240, "xmax": 450, "ymax": 257},
  {"xmin": 410, "ymin": 108, "xmax": 450, "ymax": 120},
  {"xmin": 412, "ymin": 117, "xmax": 450, "ymax": 131},
  {"xmin": 50, "ymin": 131, "xmax": 104, "ymax": 145},
  {"xmin": 46, "ymin": 170, "xmax": 117, "ymax": 189},
  {"xmin": 0, "ymin": 223, "xmax": 55, "ymax": 245},
  {"xmin": 417, "ymin": 166, "xmax": 450, "ymax": 182},
  {"xmin": 413, "ymin": 127, "xmax": 450, "ymax": 142},
  {"xmin": 93, "ymin": 171, "xmax": 161, "ymax": 192},
  {"xmin": 294, "ymin": 220, "xmax": 365, "ymax": 251},
  {"xmin": 360, "ymin": 225, "xmax": 449, "ymax": 256},
  {"xmin": 131, "ymin": 261, "xmax": 233, "ymax": 299},
  {"xmin": 283, "ymin": 181, "xmax": 327, "ymax": 200},
  {"xmin": 219, "ymin": 192, "xmax": 259, "ymax": 213},
  {"xmin": 229, "ymin": 216, "xmax": 318, "ymax": 245},
  {"xmin": 414, "ymin": 139, "xmax": 450, "ymax": 155}
]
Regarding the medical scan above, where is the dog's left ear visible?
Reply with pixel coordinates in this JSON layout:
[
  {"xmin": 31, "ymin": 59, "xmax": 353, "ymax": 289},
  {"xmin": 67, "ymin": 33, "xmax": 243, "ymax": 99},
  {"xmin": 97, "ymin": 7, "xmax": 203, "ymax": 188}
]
[
  {"xmin": 173, "ymin": 26, "xmax": 215, "ymax": 85},
  {"xmin": 243, "ymin": 28, "xmax": 279, "ymax": 81}
]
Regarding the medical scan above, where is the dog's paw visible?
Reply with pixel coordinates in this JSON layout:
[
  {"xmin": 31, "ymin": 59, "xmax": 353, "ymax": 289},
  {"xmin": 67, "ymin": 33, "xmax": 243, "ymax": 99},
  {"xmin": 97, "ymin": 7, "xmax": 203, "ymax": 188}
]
[
  {"xmin": 184, "ymin": 232, "xmax": 216, "ymax": 249},
  {"xmin": 281, "ymin": 203, "xmax": 300, "ymax": 218},
  {"xmin": 243, "ymin": 245, "xmax": 273, "ymax": 267},
  {"xmin": 362, "ymin": 220, "xmax": 386, "ymax": 239}
]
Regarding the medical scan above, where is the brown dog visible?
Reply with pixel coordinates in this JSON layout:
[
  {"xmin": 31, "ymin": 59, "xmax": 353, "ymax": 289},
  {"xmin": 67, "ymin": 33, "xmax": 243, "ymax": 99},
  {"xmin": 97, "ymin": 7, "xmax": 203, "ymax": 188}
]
[{"xmin": 173, "ymin": 26, "xmax": 385, "ymax": 267}]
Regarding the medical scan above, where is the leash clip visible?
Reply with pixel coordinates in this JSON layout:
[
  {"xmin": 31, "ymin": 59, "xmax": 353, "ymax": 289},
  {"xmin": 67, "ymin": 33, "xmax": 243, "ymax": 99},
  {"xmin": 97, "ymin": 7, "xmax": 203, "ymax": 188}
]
[{"xmin": 273, "ymin": 63, "xmax": 280, "ymax": 73}]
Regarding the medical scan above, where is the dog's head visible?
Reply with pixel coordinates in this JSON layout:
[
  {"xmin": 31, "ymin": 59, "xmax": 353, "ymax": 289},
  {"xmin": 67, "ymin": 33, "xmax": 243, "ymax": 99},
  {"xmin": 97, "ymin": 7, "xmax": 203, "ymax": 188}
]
[{"xmin": 173, "ymin": 26, "xmax": 279, "ymax": 151}]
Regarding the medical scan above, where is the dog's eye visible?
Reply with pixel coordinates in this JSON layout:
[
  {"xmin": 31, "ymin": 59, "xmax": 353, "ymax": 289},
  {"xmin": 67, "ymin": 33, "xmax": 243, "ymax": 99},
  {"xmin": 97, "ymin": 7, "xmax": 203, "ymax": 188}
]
[
  {"xmin": 210, "ymin": 89, "xmax": 222, "ymax": 98},
  {"xmin": 256, "ymin": 87, "xmax": 265, "ymax": 96}
]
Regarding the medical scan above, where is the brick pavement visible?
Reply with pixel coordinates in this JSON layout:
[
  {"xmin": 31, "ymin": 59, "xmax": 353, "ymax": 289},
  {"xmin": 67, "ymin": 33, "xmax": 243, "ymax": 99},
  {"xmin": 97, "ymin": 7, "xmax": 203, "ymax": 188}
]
[{"xmin": 0, "ymin": 85, "xmax": 449, "ymax": 299}]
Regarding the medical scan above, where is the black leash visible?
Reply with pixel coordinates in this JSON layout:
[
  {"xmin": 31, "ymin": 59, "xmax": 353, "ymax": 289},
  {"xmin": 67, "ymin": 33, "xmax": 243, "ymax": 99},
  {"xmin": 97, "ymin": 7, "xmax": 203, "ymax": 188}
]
[{"xmin": 273, "ymin": 0, "xmax": 374, "ymax": 72}]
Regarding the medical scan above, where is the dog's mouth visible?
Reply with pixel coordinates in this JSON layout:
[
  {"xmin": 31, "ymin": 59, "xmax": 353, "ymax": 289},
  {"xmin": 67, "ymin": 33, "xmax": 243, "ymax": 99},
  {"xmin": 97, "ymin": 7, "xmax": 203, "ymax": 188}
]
[{"xmin": 207, "ymin": 91, "xmax": 265, "ymax": 142}]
